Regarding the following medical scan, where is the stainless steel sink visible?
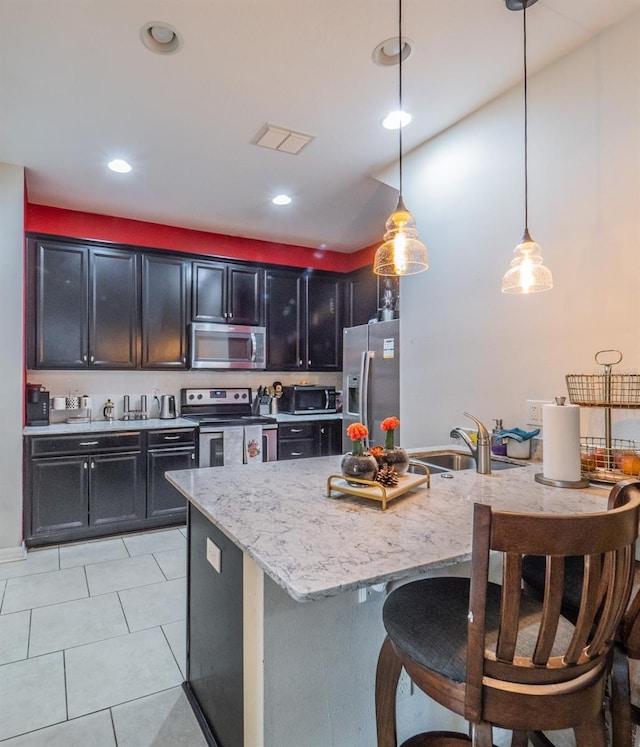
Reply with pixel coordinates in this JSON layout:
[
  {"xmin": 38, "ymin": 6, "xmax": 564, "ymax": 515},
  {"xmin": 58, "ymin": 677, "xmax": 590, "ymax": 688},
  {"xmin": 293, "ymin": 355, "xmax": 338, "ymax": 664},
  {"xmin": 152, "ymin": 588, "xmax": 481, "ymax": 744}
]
[{"xmin": 409, "ymin": 450, "xmax": 523, "ymax": 474}]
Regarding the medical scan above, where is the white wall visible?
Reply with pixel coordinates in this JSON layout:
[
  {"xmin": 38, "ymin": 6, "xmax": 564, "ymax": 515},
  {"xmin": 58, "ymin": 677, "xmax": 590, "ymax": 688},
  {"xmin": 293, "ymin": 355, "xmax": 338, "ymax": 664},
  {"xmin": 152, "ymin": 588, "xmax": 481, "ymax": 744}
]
[
  {"xmin": 0, "ymin": 164, "xmax": 25, "ymax": 558},
  {"xmin": 398, "ymin": 13, "xmax": 640, "ymax": 448}
]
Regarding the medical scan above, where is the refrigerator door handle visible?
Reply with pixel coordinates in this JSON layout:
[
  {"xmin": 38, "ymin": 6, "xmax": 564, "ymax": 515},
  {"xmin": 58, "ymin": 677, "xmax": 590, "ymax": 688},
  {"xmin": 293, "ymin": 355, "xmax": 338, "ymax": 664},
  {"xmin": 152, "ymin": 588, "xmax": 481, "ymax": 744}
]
[{"xmin": 359, "ymin": 351, "xmax": 373, "ymax": 445}]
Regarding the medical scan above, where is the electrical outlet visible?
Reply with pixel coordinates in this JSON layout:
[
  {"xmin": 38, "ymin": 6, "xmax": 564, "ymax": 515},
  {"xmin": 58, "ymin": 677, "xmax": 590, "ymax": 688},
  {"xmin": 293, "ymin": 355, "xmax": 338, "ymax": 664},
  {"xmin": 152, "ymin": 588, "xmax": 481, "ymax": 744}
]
[
  {"xmin": 525, "ymin": 400, "xmax": 552, "ymax": 427},
  {"xmin": 397, "ymin": 668, "xmax": 413, "ymax": 700}
]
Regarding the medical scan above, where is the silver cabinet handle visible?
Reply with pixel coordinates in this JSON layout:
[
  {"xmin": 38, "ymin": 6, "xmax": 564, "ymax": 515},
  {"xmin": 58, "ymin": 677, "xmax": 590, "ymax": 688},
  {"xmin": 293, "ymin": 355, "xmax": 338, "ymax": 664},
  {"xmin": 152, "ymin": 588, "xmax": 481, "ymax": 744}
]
[
  {"xmin": 291, "ymin": 451, "xmax": 303, "ymax": 456},
  {"xmin": 163, "ymin": 435, "xmax": 181, "ymax": 440},
  {"xmin": 90, "ymin": 462, "xmax": 95, "ymax": 469},
  {"xmin": 298, "ymin": 359, "xmax": 303, "ymax": 367},
  {"xmin": 228, "ymin": 311, "xmax": 233, "ymax": 319},
  {"xmin": 290, "ymin": 428, "xmax": 303, "ymax": 433},
  {"xmin": 308, "ymin": 360, "xmax": 312, "ymax": 366},
  {"xmin": 83, "ymin": 354, "xmax": 87, "ymax": 362},
  {"xmin": 191, "ymin": 453, "xmax": 195, "ymax": 460},
  {"xmin": 79, "ymin": 441, "xmax": 99, "ymax": 446},
  {"xmin": 90, "ymin": 355, "xmax": 95, "ymax": 363},
  {"xmin": 83, "ymin": 462, "xmax": 88, "ymax": 469}
]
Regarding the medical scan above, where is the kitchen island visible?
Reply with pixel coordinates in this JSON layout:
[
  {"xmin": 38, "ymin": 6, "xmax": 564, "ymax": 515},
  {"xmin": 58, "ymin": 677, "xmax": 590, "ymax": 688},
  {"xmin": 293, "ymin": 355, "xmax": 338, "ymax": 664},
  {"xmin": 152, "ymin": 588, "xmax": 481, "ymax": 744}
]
[{"xmin": 166, "ymin": 452, "xmax": 609, "ymax": 747}]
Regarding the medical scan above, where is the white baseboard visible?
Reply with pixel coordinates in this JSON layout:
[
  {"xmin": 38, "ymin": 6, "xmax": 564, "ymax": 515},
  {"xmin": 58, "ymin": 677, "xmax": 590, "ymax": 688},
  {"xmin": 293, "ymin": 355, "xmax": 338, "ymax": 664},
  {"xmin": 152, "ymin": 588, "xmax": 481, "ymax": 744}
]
[{"xmin": 0, "ymin": 542, "xmax": 26, "ymax": 564}]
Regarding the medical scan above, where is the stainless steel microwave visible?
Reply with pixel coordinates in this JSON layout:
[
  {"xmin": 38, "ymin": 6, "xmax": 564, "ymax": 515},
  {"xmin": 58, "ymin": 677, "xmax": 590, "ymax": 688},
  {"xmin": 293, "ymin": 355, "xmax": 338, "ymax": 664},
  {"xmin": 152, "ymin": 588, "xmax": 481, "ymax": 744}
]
[
  {"xmin": 278, "ymin": 385, "xmax": 337, "ymax": 414},
  {"xmin": 189, "ymin": 322, "xmax": 266, "ymax": 370}
]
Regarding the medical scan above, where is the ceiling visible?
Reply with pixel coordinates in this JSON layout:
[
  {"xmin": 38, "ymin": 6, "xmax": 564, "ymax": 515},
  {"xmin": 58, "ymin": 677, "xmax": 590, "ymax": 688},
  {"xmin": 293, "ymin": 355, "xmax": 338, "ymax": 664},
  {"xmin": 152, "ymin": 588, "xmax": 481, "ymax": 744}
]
[{"xmin": 2, "ymin": 0, "xmax": 640, "ymax": 253}]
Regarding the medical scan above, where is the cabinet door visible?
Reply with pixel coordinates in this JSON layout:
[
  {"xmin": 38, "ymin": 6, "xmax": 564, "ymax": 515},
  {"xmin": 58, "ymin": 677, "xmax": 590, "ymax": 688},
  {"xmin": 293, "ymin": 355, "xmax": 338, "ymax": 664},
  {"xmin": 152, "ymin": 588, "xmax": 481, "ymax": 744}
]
[
  {"xmin": 265, "ymin": 270, "xmax": 303, "ymax": 370},
  {"xmin": 306, "ymin": 275, "xmax": 342, "ymax": 371},
  {"xmin": 89, "ymin": 248, "xmax": 138, "ymax": 368},
  {"xmin": 319, "ymin": 420, "xmax": 343, "ymax": 457},
  {"xmin": 33, "ymin": 240, "xmax": 88, "ymax": 368},
  {"xmin": 31, "ymin": 455, "xmax": 89, "ymax": 535},
  {"xmin": 89, "ymin": 451, "xmax": 145, "ymax": 526},
  {"xmin": 141, "ymin": 254, "xmax": 189, "ymax": 368},
  {"xmin": 227, "ymin": 265, "xmax": 263, "ymax": 326},
  {"xmin": 191, "ymin": 261, "xmax": 226, "ymax": 323},
  {"xmin": 147, "ymin": 447, "xmax": 194, "ymax": 518},
  {"xmin": 345, "ymin": 266, "xmax": 380, "ymax": 328}
]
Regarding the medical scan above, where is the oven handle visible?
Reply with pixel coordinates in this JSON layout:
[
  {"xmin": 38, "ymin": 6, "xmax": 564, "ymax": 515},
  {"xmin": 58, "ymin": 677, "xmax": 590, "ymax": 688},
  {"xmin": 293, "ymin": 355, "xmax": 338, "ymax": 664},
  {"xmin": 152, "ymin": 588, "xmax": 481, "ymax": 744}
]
[{"xmin": 250, "ymin": 332, "xmax": 257, "ymax": 363}]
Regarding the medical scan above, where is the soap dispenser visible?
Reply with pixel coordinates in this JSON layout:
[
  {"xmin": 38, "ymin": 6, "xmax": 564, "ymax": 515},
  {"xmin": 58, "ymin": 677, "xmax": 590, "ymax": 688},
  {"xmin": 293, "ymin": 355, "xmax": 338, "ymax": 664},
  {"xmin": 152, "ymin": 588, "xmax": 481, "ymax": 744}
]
[{"xmin": 491, "ymin": 418, "xmax": 507, "ymax": 456}]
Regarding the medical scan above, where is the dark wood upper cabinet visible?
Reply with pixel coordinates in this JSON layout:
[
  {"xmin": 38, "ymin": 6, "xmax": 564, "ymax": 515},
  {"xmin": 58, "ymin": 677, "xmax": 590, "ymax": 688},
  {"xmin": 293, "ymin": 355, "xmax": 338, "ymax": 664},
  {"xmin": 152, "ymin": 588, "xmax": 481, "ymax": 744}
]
[
  {"xmin": 141, "ymin": 254, "xmax": 189, "ymax": 369},
  {"xmin": 265, "ymin": 269, "xmax": 342, "ymax": 371},
  {"xmin": 265, "ymin": 269, "xmax": 303, "ymax": 370},
  {"xmin": 30, "ymin": 239, "xmax": 137, "ymax": 369},
  {"xmin": 192, "ymin": 260, "xmax": 263, "ymax": 326},
  {"xmin": 88, "ymin": 248, "xmax": 138, "ymax": 369},
  {"xmin": 306, "ymin": 274, "xmax": 342, "ymax": 371},
  {"xmin": 33, "ymin": 240, "xmax": 88, "ymax": 368},
  {"xmin": 344, "ymin": 266, "xmax": 381, "ymax": 328}
]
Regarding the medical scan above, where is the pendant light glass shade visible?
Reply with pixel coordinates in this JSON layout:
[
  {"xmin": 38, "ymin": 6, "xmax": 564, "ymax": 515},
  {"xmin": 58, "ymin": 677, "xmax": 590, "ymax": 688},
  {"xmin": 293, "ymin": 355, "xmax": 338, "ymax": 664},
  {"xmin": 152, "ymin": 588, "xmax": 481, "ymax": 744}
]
[
  {"xmin": 373, "ymin": 196, "xmax": 428, "ymax": 276},
  {"xmin": 501, "ymin": 228, "xmax": 553, "ymax": 294},
  {"xmin": 501, "ymin": 0, "xmax": 552, "ymax": 295},
  {"xmin": 373, "ymin": 0, "xmax": 428, "ymax": 278}
]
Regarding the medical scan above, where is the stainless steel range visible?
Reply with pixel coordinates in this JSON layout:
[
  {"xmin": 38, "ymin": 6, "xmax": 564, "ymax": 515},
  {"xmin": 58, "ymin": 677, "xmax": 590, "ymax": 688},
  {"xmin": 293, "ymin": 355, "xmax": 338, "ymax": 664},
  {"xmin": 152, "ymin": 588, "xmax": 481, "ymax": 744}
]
[{"xmin": 180, "ymin": 387, "xmax": 278, "ymax": 467}]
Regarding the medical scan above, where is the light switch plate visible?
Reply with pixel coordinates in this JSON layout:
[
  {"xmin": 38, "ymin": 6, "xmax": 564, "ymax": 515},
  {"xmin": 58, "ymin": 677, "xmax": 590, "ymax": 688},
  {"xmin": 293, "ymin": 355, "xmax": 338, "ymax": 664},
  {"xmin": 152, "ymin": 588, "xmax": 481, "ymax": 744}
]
[{"xmin": 206, "ymin": 537, "xmax": 221, "ymax": 573}]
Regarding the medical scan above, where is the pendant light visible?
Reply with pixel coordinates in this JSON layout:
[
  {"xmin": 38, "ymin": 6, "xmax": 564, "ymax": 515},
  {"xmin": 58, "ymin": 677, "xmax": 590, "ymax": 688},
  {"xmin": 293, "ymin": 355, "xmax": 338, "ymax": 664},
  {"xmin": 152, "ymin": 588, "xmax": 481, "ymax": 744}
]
[
  {"xmin": 501, "ymin": 0, "xmax": 552, "ymax": 294},
  {"xmin": 373, "ymin": 0, "xmax": 428, "ymax": 277}
]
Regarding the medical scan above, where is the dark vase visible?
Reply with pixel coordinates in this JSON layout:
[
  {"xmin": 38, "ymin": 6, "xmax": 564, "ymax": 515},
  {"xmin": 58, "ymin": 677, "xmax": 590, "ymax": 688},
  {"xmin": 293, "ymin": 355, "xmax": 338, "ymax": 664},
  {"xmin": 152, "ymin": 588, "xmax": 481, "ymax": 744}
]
[
  {"xmin": 376, "ymin": 447, "xmax": 410, "ymax": 476},
  {"xmin": 341, "ymin": 452, "xmax": 378, "ymax": 487}
]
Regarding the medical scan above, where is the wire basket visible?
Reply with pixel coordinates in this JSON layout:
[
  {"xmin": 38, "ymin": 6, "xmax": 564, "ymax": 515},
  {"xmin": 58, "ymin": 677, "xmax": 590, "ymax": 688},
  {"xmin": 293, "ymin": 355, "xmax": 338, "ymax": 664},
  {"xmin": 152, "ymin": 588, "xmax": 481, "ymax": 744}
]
[
  {"xmin": 580, "ymin": 436, "xmax": 640, "ymax": 482},
  {"xmin": 566, "ymin": 373, "xmax": 640, "ymax": 408}
]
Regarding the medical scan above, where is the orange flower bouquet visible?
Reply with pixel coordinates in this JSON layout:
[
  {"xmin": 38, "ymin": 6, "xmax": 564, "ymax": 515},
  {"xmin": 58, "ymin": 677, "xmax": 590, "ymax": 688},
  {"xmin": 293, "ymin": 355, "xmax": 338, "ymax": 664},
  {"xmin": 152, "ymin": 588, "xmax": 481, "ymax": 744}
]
[
  {"xmin": 346, "ymin": 422, "xmax": 368, "ymax": 456},
  {"xmin": 381, "ymin": 416, "xmax": 400, "ymax": 450}
]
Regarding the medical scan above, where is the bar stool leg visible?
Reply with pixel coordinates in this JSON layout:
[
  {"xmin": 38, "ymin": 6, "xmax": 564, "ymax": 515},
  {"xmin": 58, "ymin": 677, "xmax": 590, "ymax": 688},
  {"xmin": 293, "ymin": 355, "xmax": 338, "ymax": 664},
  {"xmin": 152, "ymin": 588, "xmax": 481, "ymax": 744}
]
[{"xmin": 376, "ymin": 636, "xmax": 402, "ymax": 747}]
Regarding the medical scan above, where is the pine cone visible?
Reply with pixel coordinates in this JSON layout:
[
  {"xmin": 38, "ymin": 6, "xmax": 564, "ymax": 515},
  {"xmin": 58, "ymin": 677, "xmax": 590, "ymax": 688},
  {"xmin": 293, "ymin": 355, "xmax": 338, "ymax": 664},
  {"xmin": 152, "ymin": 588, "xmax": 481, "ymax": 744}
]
[{"xmin": 376, "ymin": 464, "xmax": 399, "ymax": 487}]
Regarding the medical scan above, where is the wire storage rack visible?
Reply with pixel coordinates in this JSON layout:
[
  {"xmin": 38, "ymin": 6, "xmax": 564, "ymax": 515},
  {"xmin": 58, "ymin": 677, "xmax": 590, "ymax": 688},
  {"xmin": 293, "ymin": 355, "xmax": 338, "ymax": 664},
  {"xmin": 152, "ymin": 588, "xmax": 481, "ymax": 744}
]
[{"xmin": 566, "ymin": 350, "xmax": 640, "ymax": 483}]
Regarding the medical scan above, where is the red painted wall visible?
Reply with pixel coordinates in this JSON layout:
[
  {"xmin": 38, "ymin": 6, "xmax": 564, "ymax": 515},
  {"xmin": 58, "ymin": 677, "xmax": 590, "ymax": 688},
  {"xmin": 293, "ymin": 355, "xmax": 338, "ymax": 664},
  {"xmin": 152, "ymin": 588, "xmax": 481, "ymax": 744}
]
[{"xmin": 25, "ymin": 204, "xmax": 375, "ymax": 273}]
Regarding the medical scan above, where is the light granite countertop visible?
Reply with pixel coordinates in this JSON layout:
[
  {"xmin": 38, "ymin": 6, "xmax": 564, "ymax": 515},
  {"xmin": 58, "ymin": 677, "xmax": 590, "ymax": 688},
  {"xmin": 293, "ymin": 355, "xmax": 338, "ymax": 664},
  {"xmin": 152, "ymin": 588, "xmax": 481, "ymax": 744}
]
[
  {"xmin": 23, "ymin": 417, "xmax": 198, "ymax": 436},
  {"xmin": 166, "ymin": 448, "xmax": 610, "ymax": 603}
]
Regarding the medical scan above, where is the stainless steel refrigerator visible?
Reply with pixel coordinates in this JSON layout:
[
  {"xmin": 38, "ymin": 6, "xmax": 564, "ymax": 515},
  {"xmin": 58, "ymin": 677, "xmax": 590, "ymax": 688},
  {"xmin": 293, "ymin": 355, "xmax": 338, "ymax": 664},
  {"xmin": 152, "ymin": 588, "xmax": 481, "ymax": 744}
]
[{"xmin": 342, "ymin": 320, "xmax": 400, "ymax": 451}]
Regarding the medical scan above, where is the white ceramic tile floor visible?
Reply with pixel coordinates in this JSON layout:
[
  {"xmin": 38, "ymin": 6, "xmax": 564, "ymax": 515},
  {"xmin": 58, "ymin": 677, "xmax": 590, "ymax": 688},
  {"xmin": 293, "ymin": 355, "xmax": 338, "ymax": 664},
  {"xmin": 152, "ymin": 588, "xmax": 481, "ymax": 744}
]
[{"xmin": 0, "ymin": 527, "xmax": 201, "ymax": 745}]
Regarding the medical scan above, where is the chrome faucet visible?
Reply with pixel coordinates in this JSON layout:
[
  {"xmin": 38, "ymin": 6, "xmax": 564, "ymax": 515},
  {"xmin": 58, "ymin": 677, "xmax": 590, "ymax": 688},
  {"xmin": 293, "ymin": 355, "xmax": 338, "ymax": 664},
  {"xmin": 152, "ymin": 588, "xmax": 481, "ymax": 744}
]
[{"xmin": 450, "ymin": 412, "xmax": 492, "ymax": 475}]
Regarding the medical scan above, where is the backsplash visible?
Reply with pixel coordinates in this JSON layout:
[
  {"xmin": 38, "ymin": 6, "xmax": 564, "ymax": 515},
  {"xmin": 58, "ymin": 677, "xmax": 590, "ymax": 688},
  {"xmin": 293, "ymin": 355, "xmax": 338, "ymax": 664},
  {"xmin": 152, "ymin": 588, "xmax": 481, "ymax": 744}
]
[{"xmin": 26, "ymin": 370, "xmax": 341, "ymax": 423}]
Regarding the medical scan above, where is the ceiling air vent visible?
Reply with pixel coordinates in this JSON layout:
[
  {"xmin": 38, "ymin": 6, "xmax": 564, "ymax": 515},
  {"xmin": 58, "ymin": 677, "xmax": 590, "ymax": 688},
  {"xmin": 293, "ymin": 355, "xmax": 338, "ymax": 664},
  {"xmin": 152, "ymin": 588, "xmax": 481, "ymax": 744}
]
[{"xmin": 253, "ymin": 125, "xmax": 314, "ymax": 155}]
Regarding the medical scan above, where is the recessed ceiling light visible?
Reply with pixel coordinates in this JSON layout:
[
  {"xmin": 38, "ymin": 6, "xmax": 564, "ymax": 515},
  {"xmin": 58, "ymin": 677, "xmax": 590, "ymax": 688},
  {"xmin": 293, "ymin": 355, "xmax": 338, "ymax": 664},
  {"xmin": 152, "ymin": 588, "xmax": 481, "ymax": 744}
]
[
  {"xmin": 140, "ymin": 22, "xmax": 182, "ymax": 54},
  {"xmin": 372, "ymin": 36, "xmax": 414, "ymax": 67},
  {"xmin": 272, "ymin": 194, "xmax": 292, "ymax": 206},
  {"xmin": 382, "ymin": 110, "xmax": 412, "ymax": 130},
  {"xmin": 107, "ymin": 159, "xmax": 132, "ymax": 174}
]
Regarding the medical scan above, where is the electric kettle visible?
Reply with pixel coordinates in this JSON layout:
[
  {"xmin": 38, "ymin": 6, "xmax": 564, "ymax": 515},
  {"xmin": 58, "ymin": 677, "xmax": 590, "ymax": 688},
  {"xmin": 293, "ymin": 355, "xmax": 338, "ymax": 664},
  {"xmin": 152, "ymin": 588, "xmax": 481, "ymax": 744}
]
[{"xmin": 159, "ymin": 395, "xmax": 176, "ymax": 419}]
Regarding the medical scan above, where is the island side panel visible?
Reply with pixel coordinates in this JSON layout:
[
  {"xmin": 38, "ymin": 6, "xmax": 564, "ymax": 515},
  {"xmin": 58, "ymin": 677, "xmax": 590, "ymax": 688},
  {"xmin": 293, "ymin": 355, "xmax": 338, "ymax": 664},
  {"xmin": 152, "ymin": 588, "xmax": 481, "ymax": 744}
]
[{"xmin": 187, "ymin": 503, "xmax": 244, "ymax": 746}]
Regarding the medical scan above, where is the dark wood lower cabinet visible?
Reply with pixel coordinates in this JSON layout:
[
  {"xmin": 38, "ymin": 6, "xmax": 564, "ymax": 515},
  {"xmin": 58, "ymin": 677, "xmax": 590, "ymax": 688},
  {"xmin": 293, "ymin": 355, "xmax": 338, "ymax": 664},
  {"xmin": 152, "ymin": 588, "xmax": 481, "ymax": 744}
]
[
  {"xmin": 278, "ymin": 419, "xmax": 342, "ymax": 461},
  {"xmin": 24, "ymin": 428, "xmax": 195, "ymax": 547}
]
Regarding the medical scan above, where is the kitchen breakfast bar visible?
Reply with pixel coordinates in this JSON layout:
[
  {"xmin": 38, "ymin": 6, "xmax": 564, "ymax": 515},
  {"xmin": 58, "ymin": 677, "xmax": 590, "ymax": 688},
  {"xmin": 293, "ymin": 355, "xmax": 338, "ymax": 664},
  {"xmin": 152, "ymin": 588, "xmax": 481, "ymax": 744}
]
[{"xmin": 166, "ymin": 452, "xmax": 610, "ymax": 747}]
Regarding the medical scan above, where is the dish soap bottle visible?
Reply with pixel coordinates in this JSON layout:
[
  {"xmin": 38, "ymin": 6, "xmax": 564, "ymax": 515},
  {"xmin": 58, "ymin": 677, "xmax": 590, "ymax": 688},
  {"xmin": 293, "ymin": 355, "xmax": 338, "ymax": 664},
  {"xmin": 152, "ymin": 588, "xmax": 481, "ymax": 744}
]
[{"xmin": 491, "ymin": 418, "xmax": 507, "ymax": 456}]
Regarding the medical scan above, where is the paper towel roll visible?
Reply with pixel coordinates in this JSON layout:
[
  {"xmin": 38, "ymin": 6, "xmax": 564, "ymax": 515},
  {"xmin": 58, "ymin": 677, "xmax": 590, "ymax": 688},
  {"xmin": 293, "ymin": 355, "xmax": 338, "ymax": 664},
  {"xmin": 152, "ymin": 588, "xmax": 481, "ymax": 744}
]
[{"xmin": 542, "ymin": 403, "xmax": 581, "ymax": 482}]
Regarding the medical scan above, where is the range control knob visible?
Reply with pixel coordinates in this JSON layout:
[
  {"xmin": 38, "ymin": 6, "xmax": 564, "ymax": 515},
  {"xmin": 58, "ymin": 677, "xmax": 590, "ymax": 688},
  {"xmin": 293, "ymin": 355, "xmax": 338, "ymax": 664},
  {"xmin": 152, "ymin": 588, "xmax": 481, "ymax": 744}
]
[
  {"xmin": 234, "ymin": 393, "xmax": 239, "ymax": 399},
  {"xmin": 188, "ymin": 394, "xmax": 194, "ymax": 400},
  {"xmin": 197, "ymin": 393, "xmax": 203, "ymax": 400}
]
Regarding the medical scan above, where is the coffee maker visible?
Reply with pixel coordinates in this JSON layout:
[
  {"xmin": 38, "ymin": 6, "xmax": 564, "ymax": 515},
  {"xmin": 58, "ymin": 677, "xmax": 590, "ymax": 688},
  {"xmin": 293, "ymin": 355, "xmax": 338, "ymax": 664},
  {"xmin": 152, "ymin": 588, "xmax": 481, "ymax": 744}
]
[{"xmin": 26, "ymin": 384, "xmax": 50, "ymax": 426}]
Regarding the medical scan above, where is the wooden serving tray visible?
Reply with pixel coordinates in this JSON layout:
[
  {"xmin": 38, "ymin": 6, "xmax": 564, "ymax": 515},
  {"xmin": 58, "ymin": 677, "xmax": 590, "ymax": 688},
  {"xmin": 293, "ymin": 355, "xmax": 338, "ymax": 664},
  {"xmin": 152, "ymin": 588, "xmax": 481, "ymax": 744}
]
[{"xmin": 327, "ymin": 462, "xmax": 430, "ymax": 510}]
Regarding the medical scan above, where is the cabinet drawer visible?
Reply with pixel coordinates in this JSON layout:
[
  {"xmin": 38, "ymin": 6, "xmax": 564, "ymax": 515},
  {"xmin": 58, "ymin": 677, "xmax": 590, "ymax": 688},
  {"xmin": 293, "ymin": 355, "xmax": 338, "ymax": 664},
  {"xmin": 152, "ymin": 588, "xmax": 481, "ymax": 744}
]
[
  {"xmin": 278, "ymin": 422, "xmax": 314, "ymax": 440},
  {"xmin": 29, "ymin": 432, "xmax": 142, "ymax": 457},
  {"xmin": 279, "ymin": 439, "xmax": 316, "ymax": 460},
  {"xmin": 147, "ymin": 429, "xmax": 196, "ymax": 448}
]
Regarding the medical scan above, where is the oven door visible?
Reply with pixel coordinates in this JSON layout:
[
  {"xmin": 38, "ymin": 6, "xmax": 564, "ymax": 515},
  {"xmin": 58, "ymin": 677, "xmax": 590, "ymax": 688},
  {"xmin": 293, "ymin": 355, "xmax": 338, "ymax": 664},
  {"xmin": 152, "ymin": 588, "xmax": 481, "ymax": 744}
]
[{"xmin": 199, "ymin": 425, "xmax": 278, "ymax": 467}]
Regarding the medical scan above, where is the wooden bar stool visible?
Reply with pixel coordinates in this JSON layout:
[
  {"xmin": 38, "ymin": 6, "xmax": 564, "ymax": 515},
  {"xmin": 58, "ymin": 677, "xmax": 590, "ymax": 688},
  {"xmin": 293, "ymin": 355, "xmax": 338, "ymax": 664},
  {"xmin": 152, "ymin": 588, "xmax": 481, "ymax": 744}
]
[
  {"xmin": 375, "ymin": 485, "xmax": 640, "ymax": 747},
  {"xmin": 521, "ymin": 479, "xmax": 640, "ymax": 747}
]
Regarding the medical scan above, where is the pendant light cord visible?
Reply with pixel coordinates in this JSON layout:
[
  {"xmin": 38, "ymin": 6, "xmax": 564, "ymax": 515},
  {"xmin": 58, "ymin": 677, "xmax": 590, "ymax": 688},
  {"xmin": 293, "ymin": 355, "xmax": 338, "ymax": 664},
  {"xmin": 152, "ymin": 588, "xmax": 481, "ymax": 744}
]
[
  {"xmin": 398, "ymin": 0, "xmax": 403, "ymax": 198},
  {"xmin": 523, "ymin": 0, "xmax": 529, "ymax": 231}
]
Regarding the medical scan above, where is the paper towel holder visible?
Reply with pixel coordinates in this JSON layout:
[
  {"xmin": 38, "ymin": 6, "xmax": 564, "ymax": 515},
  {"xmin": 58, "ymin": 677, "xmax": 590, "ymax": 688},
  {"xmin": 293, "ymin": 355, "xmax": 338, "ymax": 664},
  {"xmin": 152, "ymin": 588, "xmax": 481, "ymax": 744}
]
[{"xmin": 534, "ymin": 473, "xmax": 590, "ymax": 489}]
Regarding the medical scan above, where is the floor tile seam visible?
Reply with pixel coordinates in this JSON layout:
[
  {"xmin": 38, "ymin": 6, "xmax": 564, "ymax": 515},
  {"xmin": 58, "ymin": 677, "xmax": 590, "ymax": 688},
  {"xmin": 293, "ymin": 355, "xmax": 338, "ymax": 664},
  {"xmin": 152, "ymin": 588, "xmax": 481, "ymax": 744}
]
[
  {"xmin": 1, "ymin": 590, "xmax": 90, "ymax": 616},
  {"xmin": 110, "ymin": 683, "xmax": 186, "ymax": 714},
  {"xmin": 0, "ymin": 562, "xmax": 86, "ymax": 589},
  {"xmin": 31, "ymin": 626, "xmax": 143, "ymax": 658},
  {"xmin": 89, "ymin": 574, "xmax": 180, "ymax": 598},
  {"xmin": 0, "ymin": 716, "xmax": 70, "ymax": 744},
  {"xmin": 160, "ymin": 623, "xmax": 185, "ymax": 677},
  {"xmin": 116, "ymin": 588, "xmax": 132, "ymax": 635},
  {"xmin": 25, "ymin": 608, "xmax": 33, "ymax": 659}
]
